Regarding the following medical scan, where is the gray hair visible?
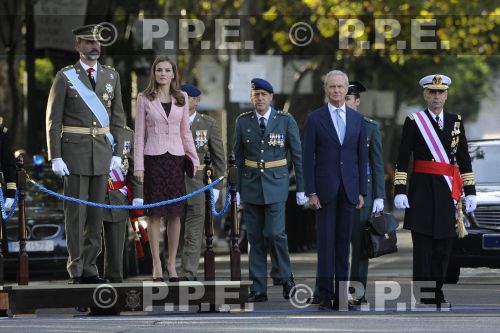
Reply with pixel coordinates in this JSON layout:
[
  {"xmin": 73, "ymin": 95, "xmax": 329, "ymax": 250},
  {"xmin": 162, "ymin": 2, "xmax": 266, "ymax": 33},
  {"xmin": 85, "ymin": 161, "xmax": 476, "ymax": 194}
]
[{"xmin": 324, "ymin": 70, "xmax": 349, "ymax": 88}]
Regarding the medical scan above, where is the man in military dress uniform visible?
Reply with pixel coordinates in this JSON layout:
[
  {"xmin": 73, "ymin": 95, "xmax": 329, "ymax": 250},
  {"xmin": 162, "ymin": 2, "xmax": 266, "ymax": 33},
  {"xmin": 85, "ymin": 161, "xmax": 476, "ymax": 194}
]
[
  {"xmin": 46, "ymin": 24, "xmax": 125, "ymax": 284},
  {"xmin": 0, "ymin": 118, "xmax": 17, "ymax": 211},
  {"xmin": 345, "ymin": 82, "xmax": 385, "ymax": 305},
  {"xmin": 394, "ymin": 74, "xmax": 477, "ymax": 306},
  {"xmin": 101, "ymin": 126, "xmax": 142, "ymax": 283},
  {"xmin": 233, "ymin": 78, "xmax": 308, "ymax": 302},
  {"xmin": 179, "ymin": 84, "xmax": 226, "ymax": 281}
]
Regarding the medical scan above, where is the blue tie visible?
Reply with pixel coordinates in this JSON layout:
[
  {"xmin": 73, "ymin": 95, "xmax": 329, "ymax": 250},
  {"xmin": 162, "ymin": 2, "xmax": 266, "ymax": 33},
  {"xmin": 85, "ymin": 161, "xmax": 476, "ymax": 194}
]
[
  {"xmin": 336, "ymin": 108, "xmax": 345, "ymax": 143},
  {"xmin": 259, "ymin": 117, "xmax": 266, "ymax": 134}
]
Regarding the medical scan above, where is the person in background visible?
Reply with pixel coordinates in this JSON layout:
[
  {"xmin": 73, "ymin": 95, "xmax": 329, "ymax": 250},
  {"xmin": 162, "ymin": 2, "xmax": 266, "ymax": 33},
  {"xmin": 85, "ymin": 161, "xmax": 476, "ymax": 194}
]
[
  {"xmin": 179, "ymin": 84, "xmax": 226, "ymax": 281},
  {"xmin": 134, "ymin": 56, "xmax": 199, "ymax": 282},
  {"xmin": 345, "ymin": 81, "xmax": 385, "ymax": 306},
  {"xmin": 0, "ymin": 117, "xmax": 17, "ymax": 212},
  {"xmin": 101, "ymin": 126, "xmax": 143, "ymax": 283}
]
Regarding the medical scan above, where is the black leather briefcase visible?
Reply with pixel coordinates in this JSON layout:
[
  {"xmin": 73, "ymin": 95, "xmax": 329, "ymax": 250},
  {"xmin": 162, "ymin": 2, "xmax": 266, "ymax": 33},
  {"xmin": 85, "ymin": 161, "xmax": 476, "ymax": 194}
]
[{"xmin": 361, "ymin": 212, "xmax": 399, "ymax": 259}]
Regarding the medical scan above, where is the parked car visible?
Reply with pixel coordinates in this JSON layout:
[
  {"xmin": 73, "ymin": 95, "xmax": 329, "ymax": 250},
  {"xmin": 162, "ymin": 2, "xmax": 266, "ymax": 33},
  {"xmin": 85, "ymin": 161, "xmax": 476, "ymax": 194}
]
[
  {"xmin": 447, "ymin": 138, "xmax": 500, "ymax": 283},
  {"xmin": 2, "ymin": 159, "xmax": 143, "ymax": 280}
]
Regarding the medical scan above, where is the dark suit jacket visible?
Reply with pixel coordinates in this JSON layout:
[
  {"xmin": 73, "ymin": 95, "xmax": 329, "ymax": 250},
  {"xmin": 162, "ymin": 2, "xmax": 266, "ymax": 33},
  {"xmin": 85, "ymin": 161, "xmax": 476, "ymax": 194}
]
[{"xmin": 302, "ymin": 104, "xmax": 367, "ymax": 205}]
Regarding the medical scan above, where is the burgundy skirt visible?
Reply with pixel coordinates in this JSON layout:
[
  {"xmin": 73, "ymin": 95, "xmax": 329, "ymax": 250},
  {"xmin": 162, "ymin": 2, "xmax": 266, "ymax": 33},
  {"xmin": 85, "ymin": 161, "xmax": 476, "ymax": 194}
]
[{"xmin": 144, "ymin": 152, "xmax": 186, "ymax": 217}]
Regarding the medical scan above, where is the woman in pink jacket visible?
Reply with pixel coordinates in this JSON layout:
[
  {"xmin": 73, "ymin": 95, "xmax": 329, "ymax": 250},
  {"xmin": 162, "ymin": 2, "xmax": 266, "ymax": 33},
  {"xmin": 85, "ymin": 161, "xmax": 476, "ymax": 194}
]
[{"xmin": 134, "ymin": 56, "xmax": 199, "ymax": 282}]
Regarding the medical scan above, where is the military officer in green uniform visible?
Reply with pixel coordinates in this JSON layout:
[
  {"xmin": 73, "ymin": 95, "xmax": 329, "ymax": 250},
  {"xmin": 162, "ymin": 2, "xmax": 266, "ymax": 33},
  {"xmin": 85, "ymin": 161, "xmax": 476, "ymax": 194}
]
[
  {"xmin": 101, "ymin": 126, "xmax": 143, "ymax": 282},
  {"xmin": 0, "ymin": 118, "xmax": 17, "ymax": 211},
  {"xmin": 46, "ymin": 24, "xmax": 125, "ymax": 284},
  {"xmin": 233, "ymin": 78, "xmax": 308, "ymax": 302},
  {"xmin": 179, "ymin": 84, "xmax": 226, "ymax": 281},
  {"xmin": 346, "ymin": 81, "xmax": 385, "ymax": 305}
]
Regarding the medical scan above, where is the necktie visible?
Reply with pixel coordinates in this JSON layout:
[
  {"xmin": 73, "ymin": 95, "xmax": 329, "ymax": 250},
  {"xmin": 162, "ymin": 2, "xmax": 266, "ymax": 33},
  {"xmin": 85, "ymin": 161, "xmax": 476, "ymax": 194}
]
[
  {"xmin": 259, "ymin": 117, "xmax": 266, "ymax": 134},
  {"xmin": 336, "ymin": 108, "xmax": 345, "ymax": 143},
  {"xmin": 87, "ymin": 68, "xmax": 96, "ymax": 90},
  {"xmin": 435, "ymin": 115, "xmax": 443, "ymax": 130}
]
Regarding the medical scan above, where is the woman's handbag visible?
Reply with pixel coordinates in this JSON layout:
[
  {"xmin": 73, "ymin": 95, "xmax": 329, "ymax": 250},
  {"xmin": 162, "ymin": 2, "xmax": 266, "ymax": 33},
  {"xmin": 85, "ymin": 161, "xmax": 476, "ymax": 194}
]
[
  {"xmin": 184, "ymin": 155, "xmax": 194, "ymax": 178},
  {"xmin": 361, "ymin": 212, "xmax": 399, "ymax": 259}
]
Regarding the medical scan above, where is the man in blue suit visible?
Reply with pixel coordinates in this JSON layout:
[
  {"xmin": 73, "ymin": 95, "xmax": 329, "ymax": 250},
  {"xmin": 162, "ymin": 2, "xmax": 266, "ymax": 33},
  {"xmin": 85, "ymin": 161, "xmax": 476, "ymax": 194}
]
[{"xmin": 302, "ymin": 70, "xmax": 367, "ymax": 310}]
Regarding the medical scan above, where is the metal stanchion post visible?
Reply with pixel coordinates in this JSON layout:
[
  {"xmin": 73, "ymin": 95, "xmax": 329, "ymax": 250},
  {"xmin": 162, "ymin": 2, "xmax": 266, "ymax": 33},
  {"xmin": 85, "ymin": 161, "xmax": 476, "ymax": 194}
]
[
  {"xmin": 16, "ymin": 155, "xmax": 29, "ymax": 285},
  {"xmin": 228, "ymin": 153, "xmax": 241, "ymax": 281},
  {"xmin": 203, "ymin": 151, "xmax": 215, "ymax": 281}
]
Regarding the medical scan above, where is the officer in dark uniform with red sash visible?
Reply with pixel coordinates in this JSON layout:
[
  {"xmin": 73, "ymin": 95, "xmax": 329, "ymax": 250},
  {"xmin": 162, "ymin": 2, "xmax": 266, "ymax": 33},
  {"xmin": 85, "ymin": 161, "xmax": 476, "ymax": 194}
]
[{"xmin": 394, "ymin": 74, "xmax": 477, "ymax": 307}]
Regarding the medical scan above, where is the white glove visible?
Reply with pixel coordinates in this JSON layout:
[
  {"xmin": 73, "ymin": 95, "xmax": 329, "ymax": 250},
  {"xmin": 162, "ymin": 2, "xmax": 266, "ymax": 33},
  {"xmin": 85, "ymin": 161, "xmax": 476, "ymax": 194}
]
[
  {"xmin": 372, "ymin": 198, "xmax": 384, "ymax": 213},
  {"xmin": 296, "ymin": 192, "xmax": 308, "ymax": 206},
  {"xmin": 132, "ymin": 198, "xmax": 144, "ymax": 206},
  {"xmin": 213, "ymin": 189, "xmax": 220, "ymax": 203},
  {"xmin": 51, "ymin": 158, "xmax": 70, "ymax": 176},
  {"xmin": 5, "ymin": 198, "xmax": 14, "ymax": 211},
  {"xmin": 394, "ymin": 194, "xmax": 410, "ymax": 209},
  {"xmin": 110, "ymin": 156, "xmax": 122, "ymax": 171},
  {"xmin": 465, "ymin": 195, "xmax": 477, "ymax": 213},
  {"xmin": 236, "ymin": 192, "xmax": 241, "ymax": 208}
]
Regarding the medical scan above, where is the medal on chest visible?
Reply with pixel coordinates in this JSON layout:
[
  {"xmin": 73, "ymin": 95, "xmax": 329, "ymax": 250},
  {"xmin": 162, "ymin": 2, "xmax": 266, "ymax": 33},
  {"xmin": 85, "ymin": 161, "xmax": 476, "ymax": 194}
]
[
  {"xmin": 195, "ymin": 130, "xmax": 208, "ymax": 149},
  {"xmin": 268, "ymin": 133, "xmax": 285, "ymax": 147}
]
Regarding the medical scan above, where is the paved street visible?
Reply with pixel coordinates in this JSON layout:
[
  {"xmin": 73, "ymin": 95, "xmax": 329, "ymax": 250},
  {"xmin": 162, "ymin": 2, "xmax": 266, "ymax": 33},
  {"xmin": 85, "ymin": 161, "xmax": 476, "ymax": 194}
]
[{"xmin": 1, "ymin": 228, "xmax": 500, "ymax": 332}]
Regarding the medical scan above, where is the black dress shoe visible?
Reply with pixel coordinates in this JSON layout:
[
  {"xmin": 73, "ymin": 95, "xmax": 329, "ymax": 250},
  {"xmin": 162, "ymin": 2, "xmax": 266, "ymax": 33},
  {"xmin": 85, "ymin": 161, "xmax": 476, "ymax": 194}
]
[
  {"xmin": 282, "ymin": 275, "xmax": 296, "ymax": 300},
  {"xmin": 152, "ymin": 277, "xmax": 165, "ymax": 282},
  {"xmin": 169, "ymin": 277, "xmax": 180, "ymax": 282},
  {"xmin": 68, "ymin": 277, "xmax": 82, "ymax": 284},
  {"xmin": 349, "ymin": 296, "xmax": 367, "ymax": 306},
  {"xmin": 318, "ymin": 299, "xmax": 333, "ymax": 311},
  {"xmin": 307, "ymin": 295, "xmax": 321, "ymax": 305},
  {"xmin": 82, "ymin": 276, "xmax": 110, "ymax": 284},
  {"xmin": 247, "ymin": 291, "xmax": 268, "ymax": 302}
]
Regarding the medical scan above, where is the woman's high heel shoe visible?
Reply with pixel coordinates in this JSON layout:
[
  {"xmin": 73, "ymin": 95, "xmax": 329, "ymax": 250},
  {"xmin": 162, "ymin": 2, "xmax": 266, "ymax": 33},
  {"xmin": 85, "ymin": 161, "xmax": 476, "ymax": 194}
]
[{"xmin": 152, "ymin": 277, "xmax": 165, "ymax": 282}]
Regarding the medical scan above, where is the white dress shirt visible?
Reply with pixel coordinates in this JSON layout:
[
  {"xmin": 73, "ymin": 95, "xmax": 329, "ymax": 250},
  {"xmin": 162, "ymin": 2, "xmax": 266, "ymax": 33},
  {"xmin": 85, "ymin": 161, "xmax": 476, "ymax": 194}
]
[
  {"xmin": 256, "ymin": 107, "xmax": 272, "ymax": 127},
  {"xmin": 79, "ymin": 60, "xmax": 98, "ymax": 81},
  {"xmin": 327, "ymin": 102, "xmax": 347, "ymax": 140}
]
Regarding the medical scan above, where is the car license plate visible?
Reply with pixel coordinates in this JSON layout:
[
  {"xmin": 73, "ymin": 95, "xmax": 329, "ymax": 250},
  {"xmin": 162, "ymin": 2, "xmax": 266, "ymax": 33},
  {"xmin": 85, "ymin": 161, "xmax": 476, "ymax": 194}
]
[
  {"xmin": 482, "ymin": 234, "xmax": 500, "ymax": 250},
  {"xmin": 8, "ymin": 240, "xmax": 55, "ymax": 253}
]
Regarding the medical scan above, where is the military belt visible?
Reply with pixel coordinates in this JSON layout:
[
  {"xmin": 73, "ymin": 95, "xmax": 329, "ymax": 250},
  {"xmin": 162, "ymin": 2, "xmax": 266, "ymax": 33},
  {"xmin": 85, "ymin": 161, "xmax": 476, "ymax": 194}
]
[
  {"xmin": 62, "ymin": 126, "xmax": 110, "ymax": 137},
  {"xmin": 245, "ymin": 158, "xmax": 287, "ymax": 169}
]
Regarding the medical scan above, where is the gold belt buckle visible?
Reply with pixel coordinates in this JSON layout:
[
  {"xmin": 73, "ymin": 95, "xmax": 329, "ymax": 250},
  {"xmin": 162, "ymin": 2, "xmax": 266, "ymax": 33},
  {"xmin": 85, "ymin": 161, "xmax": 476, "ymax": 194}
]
[
  {"xmin": 257, "ymin": 161, "xmax": 265, "ymax": 169},
  {"xmin": 91, "ymin": 127, "xmax": 98, "ymax": 137}
]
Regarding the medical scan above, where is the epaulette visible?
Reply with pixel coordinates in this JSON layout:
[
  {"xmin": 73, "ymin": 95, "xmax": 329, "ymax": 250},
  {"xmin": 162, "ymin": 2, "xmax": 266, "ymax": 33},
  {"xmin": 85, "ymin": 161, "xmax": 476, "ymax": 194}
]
[
  {"xmin": 199, "ymin": 113, "xmax": 216, "ymax": 123},
  {"xmin": 63, "ymin": 65, "xmax": 74, "ymax": 69},
  {"xmin": 364, "ymin": 116, "xmax": 378, "ymax": 125},
  {"xmin": 237, "ymin": 111, "xmax": 253, "ymax": 119},
  {"xmin": 408, "ymin": 114, "xmax": 415, "ymax": 120},
  {"xmin": 102, "ymin": 65, "xmax": 115, "ymax": 71},
  {"xmin": 276, "ymin": 110, "xmax": 291, "ymax": 117}
]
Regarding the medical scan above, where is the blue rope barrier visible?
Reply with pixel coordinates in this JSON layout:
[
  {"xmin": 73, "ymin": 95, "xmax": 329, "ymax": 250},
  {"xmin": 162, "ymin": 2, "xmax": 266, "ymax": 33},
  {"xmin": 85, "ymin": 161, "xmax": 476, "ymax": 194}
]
[
  {"xmin": 0, "ymin": 188, "xmax": 19, "ymax": 221},
  {"xmin": 211, "ymin": 185, "xmax": 232, "ymax": 219},
  {"xmin": 27, "ymin": 176, "xmax": 223, "ymax": 210}
]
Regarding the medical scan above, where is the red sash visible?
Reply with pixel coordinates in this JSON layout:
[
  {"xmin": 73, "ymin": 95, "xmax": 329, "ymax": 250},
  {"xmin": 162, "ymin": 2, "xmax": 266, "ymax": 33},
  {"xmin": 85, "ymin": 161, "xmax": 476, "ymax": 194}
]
[{"xmin": 413, "ymin": 160, "xmax": 463, "ymax": 202}]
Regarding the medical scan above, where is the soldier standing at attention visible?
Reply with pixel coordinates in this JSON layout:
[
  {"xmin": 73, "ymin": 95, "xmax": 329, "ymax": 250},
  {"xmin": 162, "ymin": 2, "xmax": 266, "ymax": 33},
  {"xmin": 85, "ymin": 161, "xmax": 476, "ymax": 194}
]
[
  {"xmin": 101, "ymin": 126, "xmax": 143, "ymax": 283},
  {"xmin": 394, "ymin": 74, "xmax": 477, "ymax": 307},
  {"xmin": 233, "ymin": 78, "xmax": 308, "ymax": 302},
  {"xmin": 179, "ymin": 84, "xmax": 226, "ymax": 281},
  {"xmin": 345, "ymin": 81, "xmax": 385, "ymax": 306},
  {"xmin": 46, "ymin": 24, "xmax": 125, "ymax": 284},
  {"xmin": 0, "ymin": 118, "xmax": 17, "ymax": 212}
]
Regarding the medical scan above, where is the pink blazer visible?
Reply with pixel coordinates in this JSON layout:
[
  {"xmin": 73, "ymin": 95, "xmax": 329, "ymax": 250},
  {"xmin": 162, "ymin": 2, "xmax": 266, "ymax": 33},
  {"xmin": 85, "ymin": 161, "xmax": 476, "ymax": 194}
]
[{"xmin": 134, "ymin": 91, "xmax": 199, "ymax": 172}]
